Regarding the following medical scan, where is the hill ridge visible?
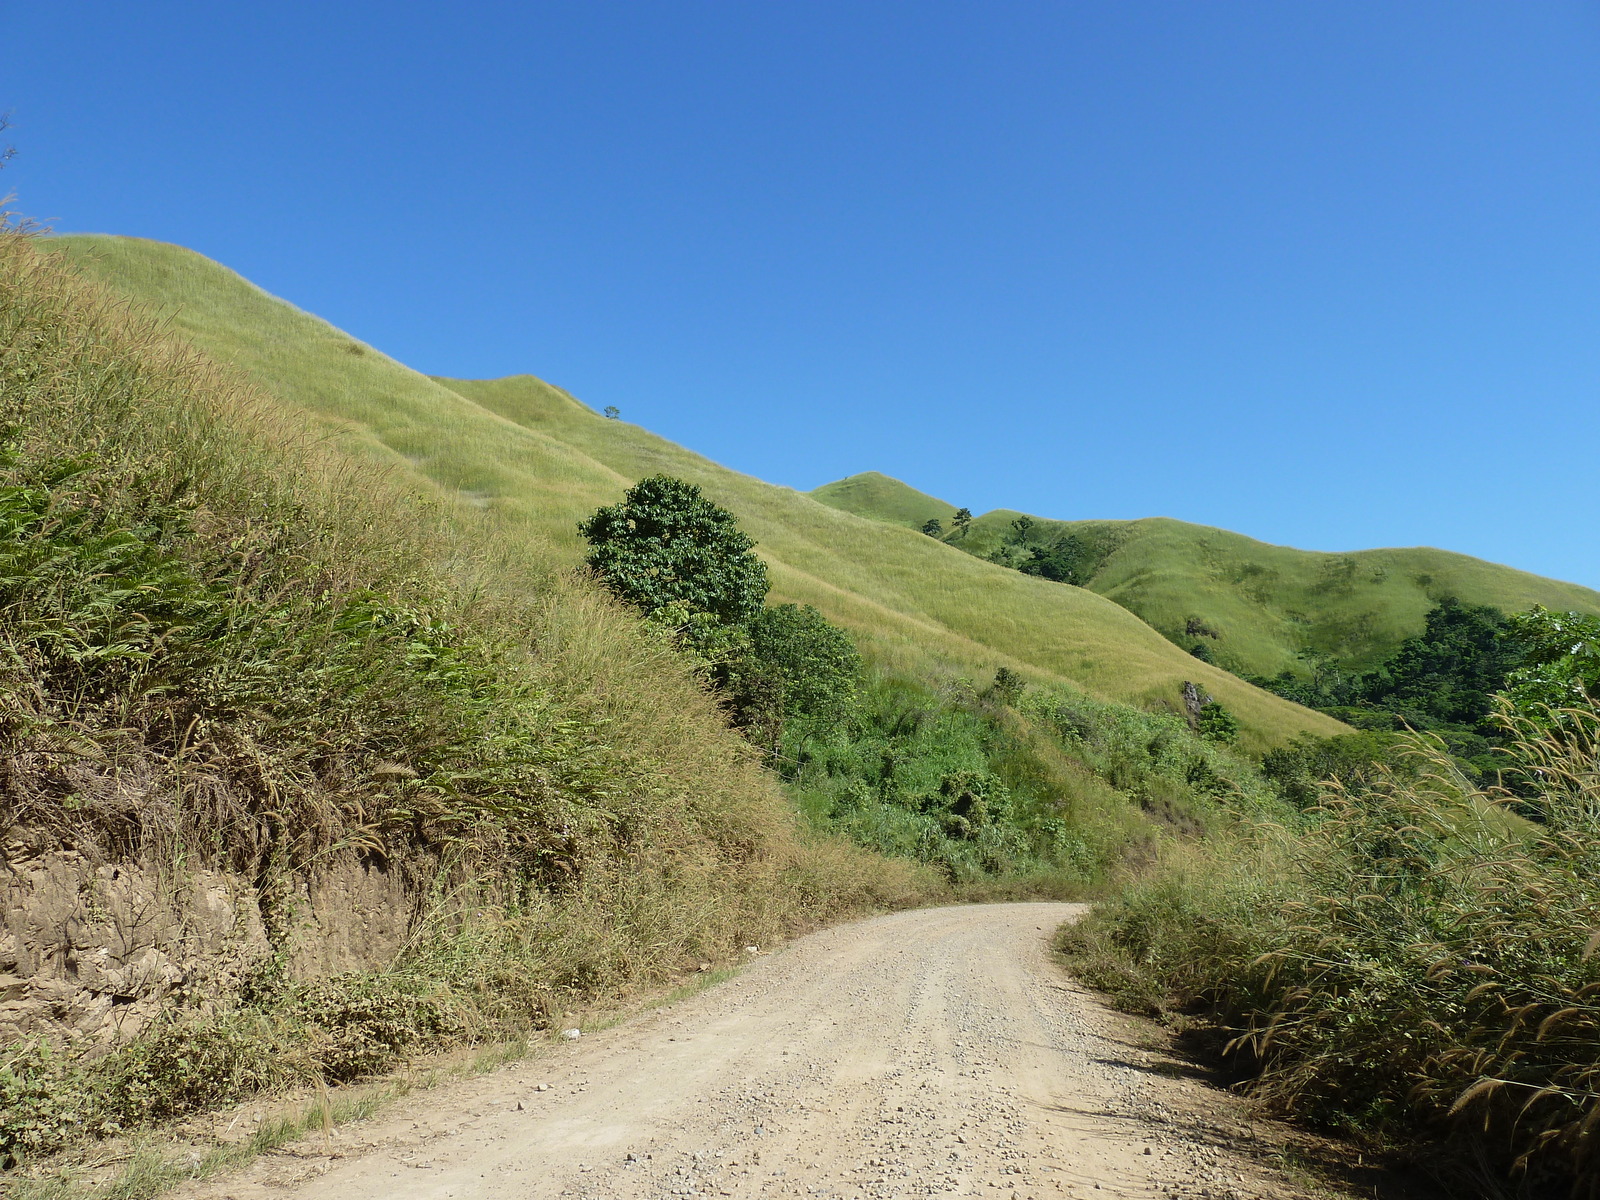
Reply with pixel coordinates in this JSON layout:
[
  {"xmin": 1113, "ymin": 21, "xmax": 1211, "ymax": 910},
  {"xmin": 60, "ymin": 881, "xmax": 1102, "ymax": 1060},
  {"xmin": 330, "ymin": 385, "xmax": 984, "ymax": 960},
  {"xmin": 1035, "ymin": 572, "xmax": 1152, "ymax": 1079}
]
[
  {"xmin": 48, "ymin": 234, "xmax": 1344, "ymax": 747},
  {"xmin": 810, "ymin": 471, "xmax": 1600, "ymax": 676}
]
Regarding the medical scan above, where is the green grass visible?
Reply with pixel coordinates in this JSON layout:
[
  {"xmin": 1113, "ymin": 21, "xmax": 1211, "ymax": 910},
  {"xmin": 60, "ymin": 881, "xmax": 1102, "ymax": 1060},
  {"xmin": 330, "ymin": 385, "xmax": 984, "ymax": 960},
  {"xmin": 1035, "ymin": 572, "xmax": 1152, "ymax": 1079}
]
[
  {"xmin": 809, "ymin": 471, "xmax": 957, "ymax": 530},
  {"xmin": 812, "ymin": 472, "xmax": 1600, "ymax": 678},
  {"xmin": 45, "ymin": 235, "xmax": 1343, "ymax": 752}
]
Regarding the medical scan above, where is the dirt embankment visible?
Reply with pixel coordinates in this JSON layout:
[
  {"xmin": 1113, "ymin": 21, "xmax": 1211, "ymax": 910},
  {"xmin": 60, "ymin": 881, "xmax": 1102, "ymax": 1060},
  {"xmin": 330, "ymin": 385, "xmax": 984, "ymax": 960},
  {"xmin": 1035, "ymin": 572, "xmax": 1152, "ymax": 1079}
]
[{"xmin": 173, "ymin": 903, "xmax": 1373, "ymax": 1200}]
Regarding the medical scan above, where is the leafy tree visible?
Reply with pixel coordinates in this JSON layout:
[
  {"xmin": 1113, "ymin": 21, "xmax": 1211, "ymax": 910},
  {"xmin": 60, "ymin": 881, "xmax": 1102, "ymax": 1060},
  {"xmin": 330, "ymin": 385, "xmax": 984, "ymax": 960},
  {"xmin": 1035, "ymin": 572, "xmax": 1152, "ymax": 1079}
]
[
  {"xmin": 952, "ymin": 507, "xmax": 973, "ymax": 537},
  {"xmin": 921, "ymin": 517, "xmax": 943, "ymax": 537},
  {"xmin": 1353, "ymin": 599, "xmax": 1519, "ymax": 728},
  {"xmin": 602, "ymin": 405, "xmax": 620, "ymax": 420},
  {"xmin": 578, "ymin": 476, "xmax": 768, "ymax": 627},
  {"xmin": 1195, "ymin": 701, "xmax": 1239, "ymax": 744},
  {"xmin": 1019, "ymin": 534, "xmax": 1087, "ymax": 584},
  {"xmin": 1501, "ymin": 607, "xmax": 1600, "ymax": 725},
  {"xmin": 1008, "ymin": 515, "xmax": 1035, "ymax": 545},
  {"xmin": 749, "ymin": 604, "xmax": 860, "ymax": 723}
]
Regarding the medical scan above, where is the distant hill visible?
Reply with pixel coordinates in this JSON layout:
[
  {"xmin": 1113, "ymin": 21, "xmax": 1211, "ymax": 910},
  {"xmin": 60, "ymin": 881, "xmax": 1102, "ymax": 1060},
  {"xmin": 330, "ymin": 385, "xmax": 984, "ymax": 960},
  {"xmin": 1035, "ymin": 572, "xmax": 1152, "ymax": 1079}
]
[
  {"xmin": 47, "ymin": 235, "xmax": 1344, "ymax": 749},
  {"xmin": 810, "ymin": 472, "xmax": 957, "ymax": 530},
  {"xmin": 812, "ymin": 472, "xmax": 1600, "ymax": 678}
]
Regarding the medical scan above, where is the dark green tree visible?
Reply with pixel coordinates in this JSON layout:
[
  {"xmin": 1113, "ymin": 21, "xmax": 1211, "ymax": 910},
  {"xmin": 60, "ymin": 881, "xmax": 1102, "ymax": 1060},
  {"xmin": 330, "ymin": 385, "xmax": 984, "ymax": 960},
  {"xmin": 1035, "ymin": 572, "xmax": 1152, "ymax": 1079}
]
[
  {"xmin": 921, "ymin": 517, "xmax": 944, "ymax": 537},
  {"xmin": 952, "ymin": 507, "xmax": 973, "ymax": 537},
  {"xmin": 1019, "ymin": 534, "xmax": 1087, "ymax": 584},
  {"xmin": 578, "ymin": 476, "xmax": 768, "ymax": 627},
  {"xmin": 1008, "ymin": 515, "xmax": 1035, "ymax": 545},
  {"xmin": 1354, "ymin": 599, "xmax": 1519, "ymax": 728},
  {"xmin": 602, "ymin": 405, "xmax": 620, "ymax": 420},
  {"xmin": 749, "ymin": 604, "xmax": 861, "ymax": 723}
]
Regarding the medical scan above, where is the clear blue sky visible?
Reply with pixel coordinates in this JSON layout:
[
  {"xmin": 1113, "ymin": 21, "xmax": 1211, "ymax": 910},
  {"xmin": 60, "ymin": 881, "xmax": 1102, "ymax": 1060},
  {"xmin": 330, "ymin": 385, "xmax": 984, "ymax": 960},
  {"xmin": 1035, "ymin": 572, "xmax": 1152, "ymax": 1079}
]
[{"xmin": 10, "ymin": 2, "xmax": 1600, "ymax": 587}]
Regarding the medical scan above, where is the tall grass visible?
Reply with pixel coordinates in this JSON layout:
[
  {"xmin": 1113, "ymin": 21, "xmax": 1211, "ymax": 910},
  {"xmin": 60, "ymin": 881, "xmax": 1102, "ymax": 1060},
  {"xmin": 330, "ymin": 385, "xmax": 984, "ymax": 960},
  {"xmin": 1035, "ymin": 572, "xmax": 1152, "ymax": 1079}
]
[
  {"xmin": 0, "ymin": 224, "xmax": 929, "ymax": 1166},
  {"xmin": 1065, "ymin": 705, "xmax": 1600, "ymax": 1193}
]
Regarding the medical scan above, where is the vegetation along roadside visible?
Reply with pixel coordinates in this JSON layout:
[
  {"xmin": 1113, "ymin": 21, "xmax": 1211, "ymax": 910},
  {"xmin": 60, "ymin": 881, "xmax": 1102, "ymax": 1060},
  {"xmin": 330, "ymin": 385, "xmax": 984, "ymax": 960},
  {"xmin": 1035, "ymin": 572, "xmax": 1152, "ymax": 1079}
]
[
  {"xmin": 0, "ymin": 221, "xmax": 929, "ymax": 1176},
  {"xmin": 6, "ymin": 217, "xmax": 1600, "ymax": 1200}
]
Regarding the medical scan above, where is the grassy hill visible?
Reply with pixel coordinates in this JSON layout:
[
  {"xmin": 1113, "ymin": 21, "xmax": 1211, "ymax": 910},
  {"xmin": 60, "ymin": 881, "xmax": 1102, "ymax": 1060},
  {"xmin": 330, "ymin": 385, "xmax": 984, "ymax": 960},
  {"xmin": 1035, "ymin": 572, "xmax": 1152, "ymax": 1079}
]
[
  {"xmin": 809, "ymin": 471, "xmax": 957, "ymax": 530},
  {"xmin": 2, "ymin": 225, "xmax": 928, "ymax": 1173},
  {"xmin": 44, "ymin": 236, "xmax": 1343, "ymax": 751},
  {"xmin": 812, "ymin": 472, "xmax": 1600, "ymax": 678}
]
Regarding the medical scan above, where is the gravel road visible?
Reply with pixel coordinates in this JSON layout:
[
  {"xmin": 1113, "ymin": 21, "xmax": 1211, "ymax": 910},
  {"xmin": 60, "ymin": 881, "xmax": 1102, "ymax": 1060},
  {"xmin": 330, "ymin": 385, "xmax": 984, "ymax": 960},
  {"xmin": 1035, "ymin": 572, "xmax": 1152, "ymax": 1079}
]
[{"xmin": 182, "ymin": 904, "xmax": 1316, "ymax": 1200}]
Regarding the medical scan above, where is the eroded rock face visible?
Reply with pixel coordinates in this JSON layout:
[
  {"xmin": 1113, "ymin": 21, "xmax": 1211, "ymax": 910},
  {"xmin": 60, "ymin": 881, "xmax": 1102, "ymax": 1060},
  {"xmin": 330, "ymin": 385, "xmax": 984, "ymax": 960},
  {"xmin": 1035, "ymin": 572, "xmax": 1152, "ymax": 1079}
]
[
  {"xmin": 0, "ymin": 836, "xmax": 420, "ymax": 1050},
  {"xmin": 0, "ymin": 841, "xmax": 270, "ymax": 1049},
  {"xmin": 282, "ymin": 855, "xmax": 414, "ymax": 981}
]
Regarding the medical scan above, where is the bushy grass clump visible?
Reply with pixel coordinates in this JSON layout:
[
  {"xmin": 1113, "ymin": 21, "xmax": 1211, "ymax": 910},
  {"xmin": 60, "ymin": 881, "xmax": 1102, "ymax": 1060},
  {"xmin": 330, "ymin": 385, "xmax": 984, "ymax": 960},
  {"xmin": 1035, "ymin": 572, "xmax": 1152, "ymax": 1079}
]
[
  {"xmin": 0, "ymin": 224, "xmax": 929, "ymax": 1166},
  {"xmin": 1063, "ymin": 706, "xmax": 1600, "ymax": 1193}
]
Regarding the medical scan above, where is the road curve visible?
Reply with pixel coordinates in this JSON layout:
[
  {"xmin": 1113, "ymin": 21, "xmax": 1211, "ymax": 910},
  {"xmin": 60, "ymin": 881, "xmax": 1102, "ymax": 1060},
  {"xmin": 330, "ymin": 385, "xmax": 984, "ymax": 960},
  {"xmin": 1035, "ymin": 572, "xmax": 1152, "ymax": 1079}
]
[{"xmin": 185, "ymin": 904, "xmax": 1305, "ymax": 1200}]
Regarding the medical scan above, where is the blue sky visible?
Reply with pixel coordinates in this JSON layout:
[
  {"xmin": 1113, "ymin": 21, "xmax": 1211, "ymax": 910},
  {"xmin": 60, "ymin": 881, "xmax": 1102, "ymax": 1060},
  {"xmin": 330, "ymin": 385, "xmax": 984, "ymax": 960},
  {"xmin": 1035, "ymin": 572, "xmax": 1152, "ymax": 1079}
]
[{"xmin": 10, "ymin": 2, "xmax": 1600, "ymax": 587}]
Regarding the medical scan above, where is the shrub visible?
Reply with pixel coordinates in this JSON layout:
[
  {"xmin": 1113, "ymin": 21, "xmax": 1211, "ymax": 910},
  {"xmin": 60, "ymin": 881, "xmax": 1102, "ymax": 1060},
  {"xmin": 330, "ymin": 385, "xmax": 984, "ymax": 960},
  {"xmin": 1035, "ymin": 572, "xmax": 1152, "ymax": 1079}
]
[{"xmin": 578, "ymin": 475, "xmax": 768, "ymax": 627}]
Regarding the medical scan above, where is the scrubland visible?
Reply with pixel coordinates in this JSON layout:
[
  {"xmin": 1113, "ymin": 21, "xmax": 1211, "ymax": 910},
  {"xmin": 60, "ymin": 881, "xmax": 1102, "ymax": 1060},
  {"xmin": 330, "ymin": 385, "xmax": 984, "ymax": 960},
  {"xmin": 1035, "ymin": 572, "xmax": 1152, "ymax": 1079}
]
[{"xmin": 1064, "ymin": 707, "xmax": 1600, "ymax": 1193}]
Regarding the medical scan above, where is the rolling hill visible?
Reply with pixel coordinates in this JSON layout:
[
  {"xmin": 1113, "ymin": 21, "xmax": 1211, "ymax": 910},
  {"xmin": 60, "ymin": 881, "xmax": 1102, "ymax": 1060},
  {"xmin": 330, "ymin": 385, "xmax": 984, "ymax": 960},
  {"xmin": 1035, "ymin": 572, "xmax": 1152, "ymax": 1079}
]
[
  {"xmin": 45, "ymin": 234, "xmax": 1343, "ymax": 750},
  {"xmin": 812, "ymin": 472, "xmax": 1600, "ymax": 679}
]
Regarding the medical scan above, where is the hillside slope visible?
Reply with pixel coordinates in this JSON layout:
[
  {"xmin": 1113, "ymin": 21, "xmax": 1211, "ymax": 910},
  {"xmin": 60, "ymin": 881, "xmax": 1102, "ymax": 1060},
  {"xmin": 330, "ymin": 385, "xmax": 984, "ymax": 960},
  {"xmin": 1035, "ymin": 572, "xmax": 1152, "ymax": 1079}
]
[
  {"xmin": 812, "ymin": 472, "xmax": 1600, "ymax": 677},
  {"xmin": 2, "ymin": 226, "xmax": 927, "ymax": 1166},
  {"xmin": 810, "ymin": 471, "xmax": 957, "ymax": 530},
  {"xmin": 47, "ymin": 235, "xmax": 1341, "ymax": 748}
]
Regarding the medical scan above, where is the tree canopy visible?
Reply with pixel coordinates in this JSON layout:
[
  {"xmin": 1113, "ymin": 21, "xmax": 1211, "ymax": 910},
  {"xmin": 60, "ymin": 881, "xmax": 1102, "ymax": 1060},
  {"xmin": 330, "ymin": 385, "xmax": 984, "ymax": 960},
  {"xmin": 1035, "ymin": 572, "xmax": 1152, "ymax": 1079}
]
[
  {"xmin": 748, "ymin": 603, "xmax": 861, "ymax": 722},
  {"xmin": 578, "ymin": 475, "xmax": 769, "ymax": 626}
]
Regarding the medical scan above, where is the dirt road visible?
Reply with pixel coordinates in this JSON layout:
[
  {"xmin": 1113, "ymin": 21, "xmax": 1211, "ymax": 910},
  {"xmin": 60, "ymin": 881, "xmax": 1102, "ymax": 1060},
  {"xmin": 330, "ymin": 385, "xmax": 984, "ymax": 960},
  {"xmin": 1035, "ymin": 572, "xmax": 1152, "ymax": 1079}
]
[{"xmin": 183, "ymin": 904, "xmax": 1318, "ymax": 1200}]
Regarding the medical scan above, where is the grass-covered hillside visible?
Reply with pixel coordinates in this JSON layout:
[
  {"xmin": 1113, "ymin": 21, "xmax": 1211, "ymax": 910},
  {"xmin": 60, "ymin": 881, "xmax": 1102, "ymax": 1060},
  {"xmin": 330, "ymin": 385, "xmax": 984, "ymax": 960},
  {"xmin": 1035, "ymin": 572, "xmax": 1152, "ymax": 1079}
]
[
  {"xmin": 812, "ymin": 471, "xmax": 1600, "ymax": 678},
  {"xmin": 810, "ymin": 471, "xmax": 957, "ymax": 530},
  {"xmin": 1, "ymin": 224, "xmax": 932, "ymax": 1173},
  {"xmin": 45, "ymin": 235, "xmax": 1343, "ymax": 751}
]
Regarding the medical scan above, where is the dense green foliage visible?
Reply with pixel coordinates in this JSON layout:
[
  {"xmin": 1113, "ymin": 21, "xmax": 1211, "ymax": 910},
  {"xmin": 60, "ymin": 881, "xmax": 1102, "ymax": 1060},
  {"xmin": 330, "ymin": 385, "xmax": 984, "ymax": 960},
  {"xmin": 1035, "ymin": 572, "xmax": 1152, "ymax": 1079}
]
[
  {"xmin": 1016, "ymin": 533, "xmax": 1092, "ymax": 585},
  {"xmin": 1249, "ymin": 599, "xmax": 1521, "ymax": 730},
  {"xmin": 1503, "ymin": 606, "xmax": 1600, "ymax": 727},
  {"xmin": 1258, "ymin": 730, "xmax": 1405, "ymax": 809},
  {"xmin": 579, "ymin": 474, "xmax": 769, "ymax": 627},
  {"xmin": 785, "ymin": 670, "xmax": 1274, "ymax": 886},
  {"xmin": 748, "ymin": 603, "xmax": 861, "ymax": 725}
]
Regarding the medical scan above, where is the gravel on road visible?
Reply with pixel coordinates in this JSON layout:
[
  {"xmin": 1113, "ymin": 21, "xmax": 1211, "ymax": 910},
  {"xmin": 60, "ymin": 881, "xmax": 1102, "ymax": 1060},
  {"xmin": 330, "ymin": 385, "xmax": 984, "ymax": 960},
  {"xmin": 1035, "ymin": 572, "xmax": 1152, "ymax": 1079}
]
[{"xmin": 176, "ymin": 903, "xmax": 1321, "ymax": 1200}]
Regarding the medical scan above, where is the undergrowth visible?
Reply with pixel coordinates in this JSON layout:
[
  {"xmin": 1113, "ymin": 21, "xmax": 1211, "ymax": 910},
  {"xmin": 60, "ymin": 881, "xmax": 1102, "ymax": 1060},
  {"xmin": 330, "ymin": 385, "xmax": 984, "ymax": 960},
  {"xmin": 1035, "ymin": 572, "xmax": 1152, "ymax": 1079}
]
[
  {"xmin": 1063, "ymin": 705, "xmax": 1600, "ymax": 1195},
  {"xmin": 785, "ymin": 671, "xmax": 1264, "ymax": 890}
]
